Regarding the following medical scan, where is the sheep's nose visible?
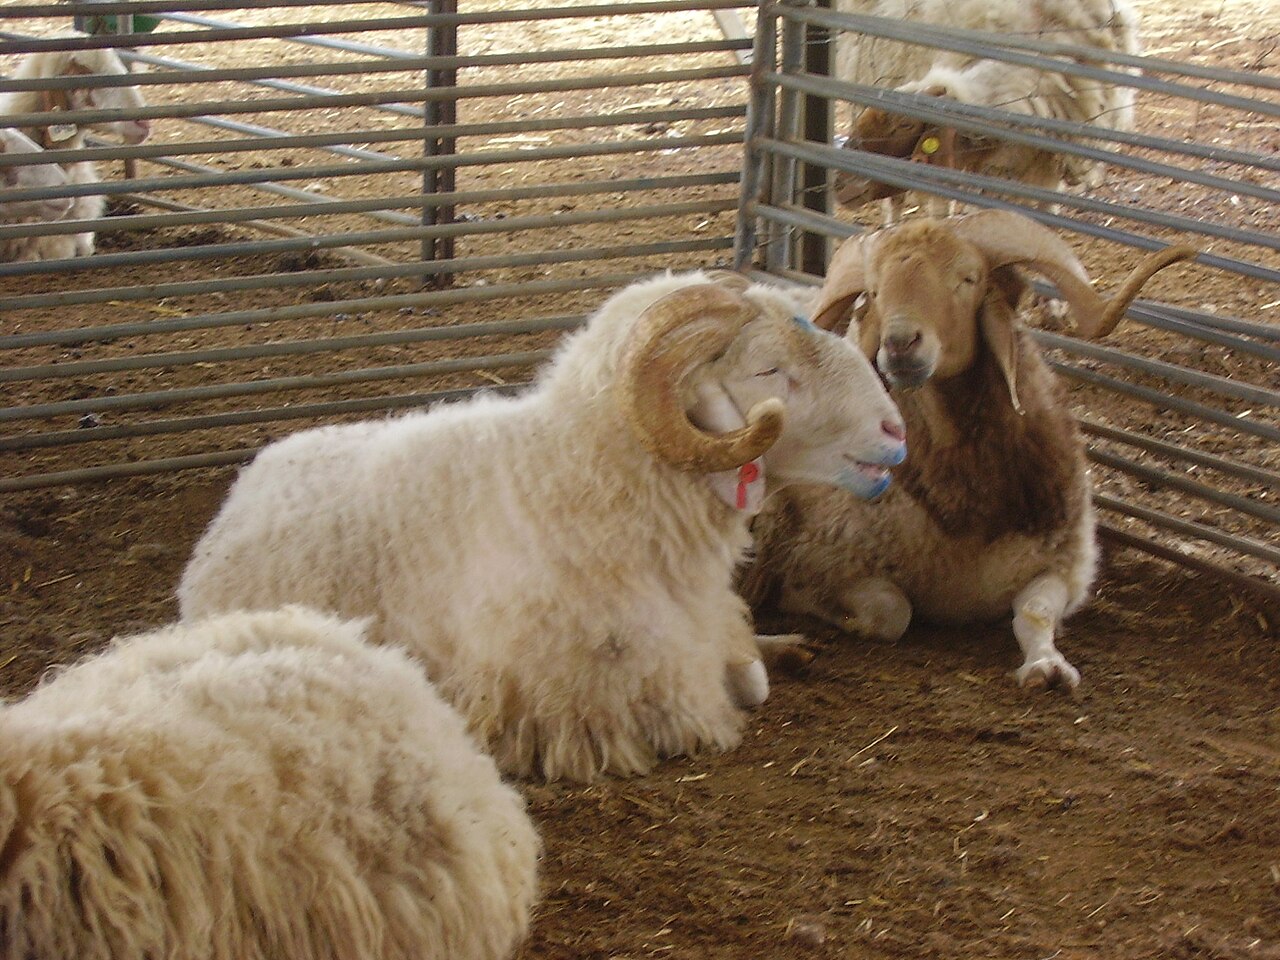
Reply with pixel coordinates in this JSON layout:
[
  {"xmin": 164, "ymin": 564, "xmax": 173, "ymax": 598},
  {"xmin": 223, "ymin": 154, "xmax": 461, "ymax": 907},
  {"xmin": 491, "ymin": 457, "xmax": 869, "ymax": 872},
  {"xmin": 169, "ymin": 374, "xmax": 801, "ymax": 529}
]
[
  {"xmin": 884, "ymin": 330, "xmax": 922, "ymax": 358},
  {"xmin": 880, "ymin": 419, "xmax": 906, "ymax": 443}
]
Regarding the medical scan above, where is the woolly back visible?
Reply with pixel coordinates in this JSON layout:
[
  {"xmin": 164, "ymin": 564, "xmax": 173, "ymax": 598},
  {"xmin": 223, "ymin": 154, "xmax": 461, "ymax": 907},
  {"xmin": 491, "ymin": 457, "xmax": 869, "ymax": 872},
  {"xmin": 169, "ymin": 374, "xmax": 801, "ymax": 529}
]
[{"xmin": 0, "ymin": 607, "xmax": 539, "ymax": 960}]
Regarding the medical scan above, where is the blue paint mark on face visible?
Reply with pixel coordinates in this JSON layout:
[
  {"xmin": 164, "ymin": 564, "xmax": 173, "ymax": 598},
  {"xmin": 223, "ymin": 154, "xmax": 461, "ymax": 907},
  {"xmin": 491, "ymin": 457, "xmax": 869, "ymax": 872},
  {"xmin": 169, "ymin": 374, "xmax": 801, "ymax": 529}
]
[
  {"xmin": 883, "ymin": 442, "xmax": 907, "ymax": 467},
  {"xmin": 791, "ymin": 314, "xmax": 816, "ymax": 331},
  {"xmin": 836, "ymin": 467, "xmax": 892, "ymax": 501}
]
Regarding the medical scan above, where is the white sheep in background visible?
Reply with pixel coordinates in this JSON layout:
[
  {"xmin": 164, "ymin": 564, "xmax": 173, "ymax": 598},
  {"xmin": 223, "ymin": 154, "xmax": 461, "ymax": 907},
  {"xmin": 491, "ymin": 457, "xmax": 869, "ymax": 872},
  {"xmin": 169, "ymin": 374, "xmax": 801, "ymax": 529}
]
[
  {"xmin": 832, "ymin": 0, "xmax": 1140, "ymax": 216},
  {"xmin": 743, "ymin": 212, "xmax": 1194, "ymax": 690},
  {"xmin": 179, "ymin": 271, "xmax": 907, "ymax": 781},
  {"xmin": 0, "ymin": 42, "xmax": 151, "ymax": 261},
  {"xmin": 0, "ymin": 606, "xmax": 539, "ymax": 960},
  {"xmin": 0, "ymin": 127, "xmax": 72, "ymax": 221}
]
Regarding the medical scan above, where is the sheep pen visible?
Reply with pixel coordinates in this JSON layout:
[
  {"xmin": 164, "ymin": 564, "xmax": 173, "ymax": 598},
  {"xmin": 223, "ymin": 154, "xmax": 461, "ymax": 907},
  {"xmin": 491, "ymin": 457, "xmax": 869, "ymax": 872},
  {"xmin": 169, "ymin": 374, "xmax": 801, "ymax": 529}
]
[{"xmin": 2, "ymin": 0, "xmax": 1277, "ymax": 958}]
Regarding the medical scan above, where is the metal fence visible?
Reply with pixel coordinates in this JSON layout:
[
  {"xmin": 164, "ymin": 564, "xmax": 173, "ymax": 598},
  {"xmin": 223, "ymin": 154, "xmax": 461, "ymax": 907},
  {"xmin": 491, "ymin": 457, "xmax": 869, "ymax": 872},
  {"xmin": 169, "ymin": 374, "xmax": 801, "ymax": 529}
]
[
  {"xmin": 735, "ymin": 0, "xmax": 1277, "ymax": 600},
  {"xmin": 1, "ymin": 0, "xmax": 1276, "ymax": 598},
  {"xmin": 1, "ymin": 0, "xmax": 753, "ymax": 486}
]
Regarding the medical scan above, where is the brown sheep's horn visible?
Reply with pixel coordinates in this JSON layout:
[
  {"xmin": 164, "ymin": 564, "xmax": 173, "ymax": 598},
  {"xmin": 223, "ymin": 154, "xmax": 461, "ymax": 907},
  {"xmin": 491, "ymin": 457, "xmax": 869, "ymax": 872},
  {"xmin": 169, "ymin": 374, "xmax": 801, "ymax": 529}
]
[
  {"xmin": 620, "ymin": 283, "xmax": 783, "ymax": 473},
  {"xmin": 953, "ymin": 209, "xmax": 1197, "ymax": 339},
  {"xmin": 811, "ymin": 233, "xmax": 871, "ymax": 332}
]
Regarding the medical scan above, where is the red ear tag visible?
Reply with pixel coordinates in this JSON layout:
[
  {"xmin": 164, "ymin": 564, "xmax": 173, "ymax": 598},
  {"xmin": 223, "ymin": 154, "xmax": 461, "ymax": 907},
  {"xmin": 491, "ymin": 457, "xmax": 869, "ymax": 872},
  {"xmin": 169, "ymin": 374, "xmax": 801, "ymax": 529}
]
[{"xmin": 736, "ymin": 461, "xmax": 761, "ymax": 510}]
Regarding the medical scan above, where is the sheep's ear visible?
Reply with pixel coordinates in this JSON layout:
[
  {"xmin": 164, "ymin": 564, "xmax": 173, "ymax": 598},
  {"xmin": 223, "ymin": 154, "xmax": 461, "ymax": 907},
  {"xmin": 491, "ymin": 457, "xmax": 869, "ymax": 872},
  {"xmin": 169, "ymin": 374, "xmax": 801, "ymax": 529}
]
[
  {"xmin": 978, "ymin": 289, "xmax": 1024, "ymax": 415},
  {"xmin": 67, "ymin": 53, "xmax": 99, "ymax": 76},
  {"xmin": 689, "ymin": 381, "xmax": 767, "ymax": 514},
  {"xmin": 911, "ymin": 126, "xmax": 957, "ymax": 168}
]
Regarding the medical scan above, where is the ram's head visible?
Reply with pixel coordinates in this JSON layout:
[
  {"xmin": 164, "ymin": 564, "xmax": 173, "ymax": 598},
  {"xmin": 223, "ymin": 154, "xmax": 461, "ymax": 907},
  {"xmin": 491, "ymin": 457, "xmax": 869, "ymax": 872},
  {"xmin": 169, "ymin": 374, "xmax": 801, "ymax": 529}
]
[
  {"xmin": 34, "ymin": 48, "xmax": 151, "ymax": 146},
  {"xmin": 618, "ymin": 272, "xmax": 907, "ymax": 504},
  {"xmin": 811, "ymin": 211, "xmax": 1196, "ymax": 411},
  {"xmin": 834, "ymin": 82, "xmax": 996, "ymax": 210}
]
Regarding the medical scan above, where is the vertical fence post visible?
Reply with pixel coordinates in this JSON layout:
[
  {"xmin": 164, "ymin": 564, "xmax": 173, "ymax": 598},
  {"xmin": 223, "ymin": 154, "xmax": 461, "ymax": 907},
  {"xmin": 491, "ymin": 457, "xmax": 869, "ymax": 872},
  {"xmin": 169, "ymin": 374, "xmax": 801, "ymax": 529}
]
[
  {"xmin": 733, "ymin": 1, "xmax": 779, "ymax": 271},
  {"xmin": 422, "ymin": 0, "xmax": 458, "ymax": 288},
  {"xmin": 799, "ymin": 0, "xmax": 833, "ymax": 276},
  {"xmin": 768, "ymin": 3, "xmax": 807, "ymax": 275},
  {"xmin": 116, "ymin": 9, "xmax": 137, "ymax": 182}
]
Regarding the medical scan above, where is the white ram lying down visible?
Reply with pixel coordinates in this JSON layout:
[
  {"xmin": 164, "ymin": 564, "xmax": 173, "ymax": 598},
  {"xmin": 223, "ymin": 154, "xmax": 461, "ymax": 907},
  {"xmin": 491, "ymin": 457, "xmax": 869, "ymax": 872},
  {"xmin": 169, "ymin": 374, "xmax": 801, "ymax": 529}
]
[
  {"xmin": 180, "ymin": 271, "xmax": 907, "ymax": 781},
  {"xmin": 744, "ymin": 212, "xmax": 1194, "ymax": 690},
  {"xmin": 0, "ymin": 606, "xmax": 539, "ymax": 960},
  {"xmin": 0, "ymin": 42, "xmax": 151, "ymax": 261},
  {"xmin": 832, "ymin": 0, "xmax": 1140, "ymax": 215},
  {"xmin": 0, "ymin": 128, "xmax": 72, "ymax": 222}
]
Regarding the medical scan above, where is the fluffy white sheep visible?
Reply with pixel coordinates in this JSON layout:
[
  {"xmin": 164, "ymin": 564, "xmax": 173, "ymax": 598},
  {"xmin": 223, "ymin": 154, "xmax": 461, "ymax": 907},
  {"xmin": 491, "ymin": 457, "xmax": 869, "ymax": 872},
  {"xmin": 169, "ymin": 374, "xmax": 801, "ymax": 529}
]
[
  {"xmin": 0, "ymin": 605, "xmax": 539, "ymax": 960},
  {"xmin": 832, "ymin": 0, "xmax": 1140, "ymax": 213},
  {"xmin": 743, "ymin": 212, "xmax": 1194, "ymax": 690},
  {"xmin": 0, "ymin": 127, "xmax": 72, "ymax": 221},
  {"xmin": 179, "ymin": 271, "xmax": 907, "ymax": 781},
  {"xmin": 0, "ymin": 42, "xmax": 150, "ymax": 261}
]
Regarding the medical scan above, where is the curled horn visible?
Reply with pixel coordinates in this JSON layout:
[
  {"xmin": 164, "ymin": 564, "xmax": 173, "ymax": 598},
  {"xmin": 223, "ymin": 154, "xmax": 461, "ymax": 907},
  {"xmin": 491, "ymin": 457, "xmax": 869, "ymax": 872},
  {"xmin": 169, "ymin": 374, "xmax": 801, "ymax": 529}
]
[
  {"xmin": 953, "ymin": 210, "xmax": 1198, "ymax": 339},
  {"xmin": 810, "ymin": 233, "xmax": 872, "ymax": 332},
  {"xmin": 620, "ymin": 283, "xmax": 783, "ymax": 473}
]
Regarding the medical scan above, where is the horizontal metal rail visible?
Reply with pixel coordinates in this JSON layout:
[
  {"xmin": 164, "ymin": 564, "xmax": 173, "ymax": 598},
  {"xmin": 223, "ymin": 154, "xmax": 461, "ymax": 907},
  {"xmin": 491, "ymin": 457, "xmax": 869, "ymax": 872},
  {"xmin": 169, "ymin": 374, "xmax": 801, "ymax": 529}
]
[
  {"xmin": 0, "ymin": 64, "xmax": 749, "ymax": 137},
  {"xmin": 0, "ymin": 128, "xmax": 744, "ymax": 208},
  {"xmin": 1033, "ymin": 331, "xmax": 1280, "ymax": 408},
  {"xmin": 778, "ymin": 71, "xmax": 1280, "ymax": 183},
  {"xmin": 1097, "ymin": 522, "xmax": 1280, "ymax": 608},
  {"xmin": 0, "ymin": 383, "xmax": 531, "ymax": 456},
  {"xmin": 0, "ymin": 268, "xmax": 646, "ymax": 363},
  {"xmin": 1049, "ymin": 362, "xmax": 1280, "ymax": 444},
  {"xmin": 0, "ymin": 449, "xmax": 259, "ymax": 494},
  {"xmin": 2, "ymin": 350, "xmax": 553, "ymax": 425},
  {"xmin": 751, "ymin": 144, "xmax": 1280, "ymax": 284},
  {"xmin": 1, "ymin": 314, "xmax": 582, "ymax": 387},
  {"xmin": 1088, "ymin": 447, "xmax": 1280, "ymax": 526},
  {"xmin": 762, "ymin": 137, "xmax": 1280, "ymax": 259},
  {"xmin": 0, "ymin": 173, "xmax": 732, "ymax": 244},
  {"xmin": 0, "ymin": 197, "xmax": 739, "ymax": 278},
  {"xmin": 5, "ymin": 0, "xmax": 750, "ymax": 18},
  {"xmin": 1114, "ymin": 306, "xmax": 1280, "ymax": 362},
  {"xmin": 0, "ymin": 1, "xmax": 757, "ymax": 55},
  {"xmin": 1137, "ymin": 303, "xmax": 1280, "ymax": 343},
  {"xmin": 0, "ymin": 211, "xmax": 735, "ymax": 319},
  {"xmin": 1094, "ymin": 493, "xmax": 1280, "ymax": 567},
  {"xmin": 0, "ymin": 40, "xmax": 751, "ymax": 95},
  {"xmin": 781, "ymin": 5, "xmax": 1280, "ymax": 107},
  {"xmin": 1080, "ymin": 419, "xmax": 1280, "ymax": 489}
]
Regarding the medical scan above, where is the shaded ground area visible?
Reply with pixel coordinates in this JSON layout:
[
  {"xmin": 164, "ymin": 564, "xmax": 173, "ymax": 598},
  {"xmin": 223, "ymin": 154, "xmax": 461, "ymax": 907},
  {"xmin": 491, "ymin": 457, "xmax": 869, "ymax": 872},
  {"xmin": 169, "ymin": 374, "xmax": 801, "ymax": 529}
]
[{"xmin": 1, "ymin": 474, "xmax": 1277, "ymax": 959}]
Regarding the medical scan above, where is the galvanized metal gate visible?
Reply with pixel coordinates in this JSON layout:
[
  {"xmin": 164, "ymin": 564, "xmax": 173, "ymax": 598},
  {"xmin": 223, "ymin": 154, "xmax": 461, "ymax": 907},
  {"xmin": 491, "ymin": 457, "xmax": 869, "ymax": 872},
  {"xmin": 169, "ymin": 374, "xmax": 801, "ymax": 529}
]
[
  {"xmin": 1, "ymin": 0, "xmax": 753, "ymax": 486},
  {"xmin": 734, "ymin": 0, "xmax": 1278, "ymax": 600}
]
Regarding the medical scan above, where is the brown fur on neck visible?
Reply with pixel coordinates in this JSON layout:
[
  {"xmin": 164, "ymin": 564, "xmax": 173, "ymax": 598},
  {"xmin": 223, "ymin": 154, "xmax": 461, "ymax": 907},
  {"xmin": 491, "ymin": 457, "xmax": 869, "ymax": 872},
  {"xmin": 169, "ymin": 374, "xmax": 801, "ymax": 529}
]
[{"xmin": 891, "ymin": 331, "xmax": 1085, "ymax": 543}]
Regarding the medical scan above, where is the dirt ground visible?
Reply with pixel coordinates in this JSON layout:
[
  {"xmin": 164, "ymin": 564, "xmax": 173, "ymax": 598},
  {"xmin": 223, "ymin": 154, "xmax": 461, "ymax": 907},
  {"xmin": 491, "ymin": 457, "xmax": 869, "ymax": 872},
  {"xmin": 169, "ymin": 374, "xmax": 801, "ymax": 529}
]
[{"xmin": 2, "ymin": 1, "xmax": 1278, "ymax": 958}]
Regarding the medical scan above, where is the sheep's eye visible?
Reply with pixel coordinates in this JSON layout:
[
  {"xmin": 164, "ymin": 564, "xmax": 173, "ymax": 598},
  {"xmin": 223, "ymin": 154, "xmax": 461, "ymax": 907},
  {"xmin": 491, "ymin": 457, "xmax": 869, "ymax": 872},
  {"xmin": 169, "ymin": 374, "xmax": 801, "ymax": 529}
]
[
  {"xmin": 961, "ymin": 275, "xmax": 978, "ymax": 285},
  {"xmin": 755, "ymin": 367, "xmax": 780, "ymax": 378}
]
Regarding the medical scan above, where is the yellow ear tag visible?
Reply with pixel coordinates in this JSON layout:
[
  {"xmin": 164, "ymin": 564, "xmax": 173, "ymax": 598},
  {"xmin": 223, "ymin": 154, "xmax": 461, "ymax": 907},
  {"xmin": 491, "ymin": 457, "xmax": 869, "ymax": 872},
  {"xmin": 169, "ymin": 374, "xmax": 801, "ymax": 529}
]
[{"xmin": 919, "ymin": 136, "xmax": 941, "ymax": 156}]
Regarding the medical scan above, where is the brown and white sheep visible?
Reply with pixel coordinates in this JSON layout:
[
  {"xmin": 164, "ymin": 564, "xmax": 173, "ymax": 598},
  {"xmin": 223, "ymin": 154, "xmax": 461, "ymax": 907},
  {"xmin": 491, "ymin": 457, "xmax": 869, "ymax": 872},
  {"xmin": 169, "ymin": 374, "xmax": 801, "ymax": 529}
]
[
  {"xmin": 832, "ymin": 0, "xmax": 1141, "ymax": 217},
  {"xmin": 0, "ymin": 42, "xmax": 151, "ymax": 261},
  {"xmin": 743, "ymin": 211, "xmax": 1194, "ymax": 690}
]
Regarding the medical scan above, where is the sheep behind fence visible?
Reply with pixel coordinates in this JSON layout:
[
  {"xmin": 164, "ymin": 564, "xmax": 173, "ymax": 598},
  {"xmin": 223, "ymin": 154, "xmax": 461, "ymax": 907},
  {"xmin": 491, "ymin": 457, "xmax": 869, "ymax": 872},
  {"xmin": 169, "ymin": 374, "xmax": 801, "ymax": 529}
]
[{"xmin": 0, "ymin": 0, "xmax": 1275, "ymax": 602}]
